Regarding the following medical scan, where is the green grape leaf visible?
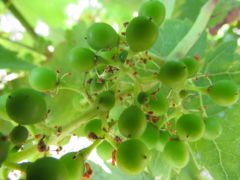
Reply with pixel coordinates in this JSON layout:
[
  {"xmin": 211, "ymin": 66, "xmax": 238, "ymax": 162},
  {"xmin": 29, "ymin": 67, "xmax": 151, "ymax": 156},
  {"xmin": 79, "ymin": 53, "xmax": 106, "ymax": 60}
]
[
  {"xmin": 151, "ymin": 19, "xmax": 207, "ymax": 58},
  {"xmin": 14, "ymin": 0, "xmax": 77, "ymax": 28},
  {"xmin": 65, "ymin": 21, "xmax": 89, "ymax": 47},
  {"xmin": 100, "ymin": 0, "xmax": 142, "ymax": 23},
  {"xmin": 147, "ymin": 150, "xmax": 171, "ymax": 179},
  {"xmin": 0, "ymin": 45, "xmax": 35, "ymax": 70},
  {"xmin": 186, "ymin": 32, "xmax": 207, "ymax": 57},
  {"xmin": 178, "ymin": 0, "xmax": 206, "ymax": 22},
  {"xmin": 88, "ymin": 161, "xmax": 154, "ymax": 180},
  {"xmin": 192, "ymin": 104, "xmax": 240, "ymax": 180},
  {"xmin": 202, "ymin": 40, "xmax": 237, "ymax": 73}
]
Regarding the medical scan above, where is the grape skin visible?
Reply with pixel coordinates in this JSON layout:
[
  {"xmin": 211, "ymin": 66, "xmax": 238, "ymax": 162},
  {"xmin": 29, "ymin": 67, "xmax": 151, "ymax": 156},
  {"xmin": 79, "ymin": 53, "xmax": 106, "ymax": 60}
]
[
  {"xmin": 209, "ymin": 80, "xmax": 239, "ymax": 106},
  {"xmin": 60, "ymin": 152, "xmax": 85, "ymax": 180},
  {"xmin": 10, "ymin": 125, "xmax": 29, "ymax": 145},
  {"xmin": 163, "ymin": 140, "xmax": 189, "ymax": 168},
  {"xmin": 176, "ymin": 114, "xmax": 205, "ymax": 142},
  {"xmin": 87, "ymin": 22, "xmax": 119, "ymax": 50},
  {"xmin": 140, "ymin": 123, "xmax": 159, "ymax": 149},
  {"xmin": 29, "ymin": 67, "xmax": 57, "ymax": 91},
  {"xmin": 68, "ymin": 47, "xmax": 95, "ymax": 72},
  {"xmin": 139, "ymin": 0, "xmax": 166, "ymax": 26},
  {"xmin": 26, "ymin": 157, "xmax": 68, "ymax": 180},
  {"xmin": 116, "ymin": 139, "xmax": 149, "ymax": 174},
  {"xmin": 126, "ymin": 16, "xmax": 158, "ymax": 52},
  {"xmin": 96, "ymin": 140, "xmax": 114, "ymax": 161},
  {"xmin": 118, "ymin": 105, "xmax": 146, "ymax": 138},
  {"xmin": 6, "ymin": 88, "xmax": 47, "ymax": 125},
  {"xmin": 159, "ymin": 61, "xmax": 188, "ymax": 86}
]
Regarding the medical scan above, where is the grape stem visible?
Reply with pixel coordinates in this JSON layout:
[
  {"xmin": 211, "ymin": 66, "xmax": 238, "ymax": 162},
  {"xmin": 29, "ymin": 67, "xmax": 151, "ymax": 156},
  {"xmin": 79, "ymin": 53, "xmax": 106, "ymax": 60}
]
[
  {"xmin": 167, "ymin": 0, "xmax": 218, "ymax": 60},
  {"xmin": 104, "ymin": 133, "xmax": 118, "ymax": 149},
  {"xmin": 2, "ymin": 161, "xmax": 25, "ymax": 173},
  {"xmin": 78, "ymin": 139, "xmax": 103, "ymax": 159},
  {"xmin": 6, "ymin": 105, "xmax": 104, "ymax": 163},
  {"xmin": 48, "ymin": 105, "xmax": 102, "ymax": 144},
  {"xmin": 0, "ymin": 35, "xmax": 45, "ymax": 56}
]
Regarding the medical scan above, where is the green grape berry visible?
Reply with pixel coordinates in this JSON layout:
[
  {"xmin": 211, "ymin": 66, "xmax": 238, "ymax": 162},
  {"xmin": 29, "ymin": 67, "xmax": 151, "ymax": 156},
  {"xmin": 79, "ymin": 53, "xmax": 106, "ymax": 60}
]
[
  {"xmin": 137, "ymin": 91, "xmax": 148, "ymax": 104},
  {"xmin": 60, "ymin": 152, "xmax": 85, "ymax": 180},
  {"xmin": 116, "ymin": 139, "xmax": 149, "ymax": 174},
  {"xmin": 208, "ymin": 80, "xmax": 239, "ymax": 106},
  {"xmin": 26, "ymin": 157, "xmax": 68, "ymax": 180},
  {"xmin": 204, "ymin": 117, "xmax": 222, "ymax": 140},
  {"xmin": 159, "ymin": 61, "xmax": 188, "ymax": 86},
  {"xmin": 0, "ymin": 133, "xmax": 9, "ymax": 165},
  {"xmin": 96, "ymin": 140, "xmax": 114, "ymax": 161},
  {"xmin": 156, "ymin": 130, "xmax": 170, "ymax": 151},
  {"xmin": 139, "ymin": 0, "xmax": 166, "ymax": 26},
  {"xmin": 68, "ymin": 47, "xmax": 95, "ymax": 72},
  {"xmin": 126, "ymin": 16, "xmax": 158, "ymax": 52},
  {"xmin": 97, "ymin": 90, "xmax": 115, "ymax": 110},
  {"xmin": 140, "ymin": 123, "xmax": 159, "ymax": 149},
  {"xmin": 163, "ymin": 140, "xmax": 189, "ymax": 168},
  {"xmin": 29, "ymin": 67, "xmax": 57, "ymax": 91},
  {"xmin": 6, "ymin": 88, "xmax": 47, "ymax": 125},
  {"xmin": 181, "ymin": 57, "xmax": 200, "ymax": 77},
  {"xmin": 176, "ymin": 114, "xmax": 205, "ymax": 142},
  {"xmin": 10, "ymin": 125, "xmax": 29, "ymax": 145},
  {"xmin": 118, "ymin": 105, "xmax": 146, "ymax": 138},
  {"xmin": 84, "ymin": 119, "xmax": 103, "ymax": 138},
  {"xmin": 179, "ymin": 90, "xmax": 189, "ymax": 99},
  {"xmin": 87, "ymin": 22, "xmax": 119, "ymax": 50},
  {"xmin": 145, "ymin": 92, "xmax": 168, "ymax": 116}
]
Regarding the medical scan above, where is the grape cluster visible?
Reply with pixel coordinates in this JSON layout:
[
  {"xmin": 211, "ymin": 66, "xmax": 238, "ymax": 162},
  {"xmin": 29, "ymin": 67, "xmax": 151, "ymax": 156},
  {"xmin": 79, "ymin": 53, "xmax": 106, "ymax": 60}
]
[{"xmin": 0, "ymin": 0, "xmax": 238, "ymax": 179}]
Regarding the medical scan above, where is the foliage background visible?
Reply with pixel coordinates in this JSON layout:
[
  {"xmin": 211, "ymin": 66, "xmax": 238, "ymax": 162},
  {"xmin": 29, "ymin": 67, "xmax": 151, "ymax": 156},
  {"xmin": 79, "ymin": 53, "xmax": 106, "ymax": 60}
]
[{"xmin": 0, "ymin": 0, "xmax": 240, "ymax": 179}]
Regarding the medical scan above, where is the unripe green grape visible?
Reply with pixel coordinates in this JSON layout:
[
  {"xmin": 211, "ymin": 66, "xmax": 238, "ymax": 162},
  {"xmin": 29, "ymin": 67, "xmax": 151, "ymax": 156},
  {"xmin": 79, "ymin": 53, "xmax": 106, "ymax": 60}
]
[
  {"xmin": 204, "ymin": 117, "xmax": 222, "ymax": 140},
  {"xmin": 68, "ymin": 47, "xmax": 95, "ymax": 72},
  {"xmin": 118, "ymin": 105, "xmax": 146, "ymax": 138},
  {"xmin": 26, "ymin": 157, "xmax": 68, "ymax": 180},
  {"xmin": 137, "ymin": 91, "xmax": 148, "ymax": 104},
  {"xmin": 176, "ymin": 114, "xmax": 205, "ymax": 142},
  {"xmin": 10, "ymin": 125, "xmax": 29, "ymax": 145},
  {"xmin": 140, "ymin": 123, "xmax": 159, "ymax": 149},
  {"xmin": 0, "ymin": 133, "xmax": 9, "ymax": 165},
  {"xmin": 181, "ymin": 57, "xmax": 200, "ymax": 77},
  {"xmin": 84, "ymin": 119, "xmax": 103, "ymax": 138},
  {"xmin": 163, "ymin": 140, "xmax": 189, "ymax": 168},
  {"xmin": 126, "ymin": 16, "xmax": 158, "ymax": 52},
  {"xmin": 139, "ymin": 0, "xmax": 166, "ymax": 26},
  {"xmin": 6, "ymin": 88, "xmax": 47, "ymax": 125},
  {"xmin": 116, "ymin": 139, "xmax": 149, "ymax": 174},
  {"xmin": 179, "ymin": 90, "xmax": 189, "ymax": 99},
  {"xmin": 29, "ymin": 67, "xmax": 57, "ymax": 91},
  {"xmin": 97, "ymin": 90, "xmax": 115, "ymax": 110},
  {"xmin": 60, "ymin": 152, "xmax": 85, "ymax": 180},
  {"xmin": 96, "ymin": 140, "xmax": 114, "ymax": 161},
  {"xmin": 208, "ymin": 80, "xmax": 239, "ymax": 106},
  {"xmin": 159, "ymin": 61, "xmax": 188, "ymax": 86},
  {"xmin": 87, "ymin": 22, "xmax": 119, "ymax": 50},
  {"xmin": 156, "ymin": 130, "xmax": 170, "ymax": 151},
  {"xmin": 146, "ymin": 92, "xmax": 168, "ymax": 116}
]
